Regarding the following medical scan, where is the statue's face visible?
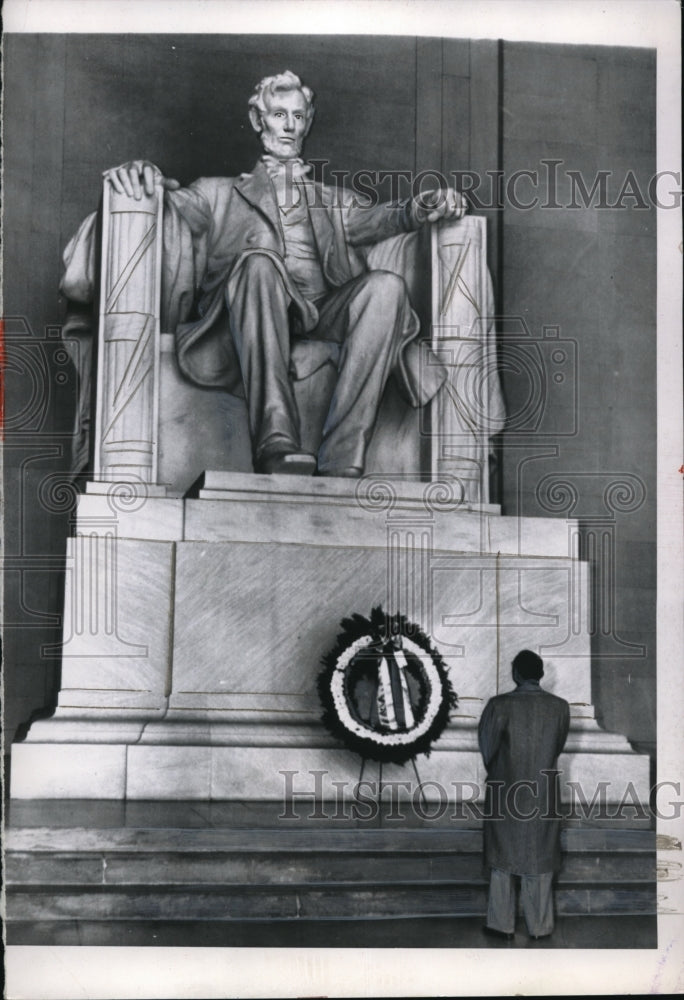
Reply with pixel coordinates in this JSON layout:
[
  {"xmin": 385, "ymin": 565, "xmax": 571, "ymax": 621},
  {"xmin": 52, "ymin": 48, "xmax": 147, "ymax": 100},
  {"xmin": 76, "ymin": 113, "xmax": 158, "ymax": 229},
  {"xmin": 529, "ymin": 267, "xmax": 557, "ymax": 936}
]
[{"xmin": 257, "ymin": 88, "xmax": 309, "ymax": 159}]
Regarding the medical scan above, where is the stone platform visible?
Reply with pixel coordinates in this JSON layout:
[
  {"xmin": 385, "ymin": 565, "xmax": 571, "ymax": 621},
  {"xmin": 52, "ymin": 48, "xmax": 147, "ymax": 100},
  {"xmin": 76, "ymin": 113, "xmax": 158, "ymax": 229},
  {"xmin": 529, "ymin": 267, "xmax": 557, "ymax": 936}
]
[{"xmin": 9, "ymin": 472, "xmax": 649, "ymax": 802}]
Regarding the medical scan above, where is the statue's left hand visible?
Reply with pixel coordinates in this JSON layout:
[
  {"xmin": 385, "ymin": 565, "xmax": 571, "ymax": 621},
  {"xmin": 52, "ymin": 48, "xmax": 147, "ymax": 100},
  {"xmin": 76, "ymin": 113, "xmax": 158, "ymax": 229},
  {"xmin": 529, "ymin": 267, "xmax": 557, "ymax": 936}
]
[{"xmin": 411, "ymin": 187, "xmax": 468, "ymax": 225}]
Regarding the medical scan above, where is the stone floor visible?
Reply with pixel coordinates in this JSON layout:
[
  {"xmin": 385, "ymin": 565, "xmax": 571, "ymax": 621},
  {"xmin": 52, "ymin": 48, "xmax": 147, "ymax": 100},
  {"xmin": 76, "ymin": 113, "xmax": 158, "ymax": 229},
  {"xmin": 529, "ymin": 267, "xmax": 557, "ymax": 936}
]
[{"xmin": 8, "ymin": 915, "xmax": 657, "ymax": 948}]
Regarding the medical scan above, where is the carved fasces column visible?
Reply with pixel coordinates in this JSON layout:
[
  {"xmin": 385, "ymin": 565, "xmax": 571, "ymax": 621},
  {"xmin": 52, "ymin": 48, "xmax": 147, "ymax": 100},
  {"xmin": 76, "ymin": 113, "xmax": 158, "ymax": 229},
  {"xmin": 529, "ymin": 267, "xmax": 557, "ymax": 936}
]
[
  {"xmin": 429, "ymin": 216, "xmax": 502, "ymax": 502},
  {"xmin": 94, "ymin": 178, "xmax": 164, "ymax": 484}
]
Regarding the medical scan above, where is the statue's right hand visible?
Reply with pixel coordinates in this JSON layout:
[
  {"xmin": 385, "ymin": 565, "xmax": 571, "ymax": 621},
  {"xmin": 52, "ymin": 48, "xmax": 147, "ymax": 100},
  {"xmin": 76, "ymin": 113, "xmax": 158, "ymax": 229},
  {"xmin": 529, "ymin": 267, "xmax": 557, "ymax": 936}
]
[{"xmin": 103, "ymin": 160, "xmax": 181, "ymax": 199}]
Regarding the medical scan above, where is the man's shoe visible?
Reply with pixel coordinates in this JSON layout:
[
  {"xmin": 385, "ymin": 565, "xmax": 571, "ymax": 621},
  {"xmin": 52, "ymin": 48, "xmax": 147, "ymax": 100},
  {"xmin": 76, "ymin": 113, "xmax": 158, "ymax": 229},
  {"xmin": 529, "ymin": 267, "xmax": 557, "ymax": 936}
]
[
  {"xmin": 257, "ymin": 452, "xmax": 316, "ymax": 476},
  {"xmin": 482, "ymin": 925, "xmax": 514, "ymax": 941},
  {"xmin": 530, "ymin": 932, "xmax": 552, "ymax": 940}
]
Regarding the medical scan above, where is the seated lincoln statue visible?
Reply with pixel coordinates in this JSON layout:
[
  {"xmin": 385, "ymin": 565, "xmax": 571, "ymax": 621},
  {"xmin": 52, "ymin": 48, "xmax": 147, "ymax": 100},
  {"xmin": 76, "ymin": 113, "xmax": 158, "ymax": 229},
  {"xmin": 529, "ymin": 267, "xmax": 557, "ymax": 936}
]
[{"xmin": 61, "ymin": 70, "xmax": 469, "ymax": 480}]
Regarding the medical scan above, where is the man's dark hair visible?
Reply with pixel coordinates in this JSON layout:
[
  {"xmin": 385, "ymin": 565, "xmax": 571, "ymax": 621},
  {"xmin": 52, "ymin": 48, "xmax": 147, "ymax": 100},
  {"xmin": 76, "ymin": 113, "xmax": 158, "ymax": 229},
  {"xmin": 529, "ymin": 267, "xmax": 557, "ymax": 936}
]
[{"xmin": 513, "ymin": 649, "xmax": 544, "ymax": 680}]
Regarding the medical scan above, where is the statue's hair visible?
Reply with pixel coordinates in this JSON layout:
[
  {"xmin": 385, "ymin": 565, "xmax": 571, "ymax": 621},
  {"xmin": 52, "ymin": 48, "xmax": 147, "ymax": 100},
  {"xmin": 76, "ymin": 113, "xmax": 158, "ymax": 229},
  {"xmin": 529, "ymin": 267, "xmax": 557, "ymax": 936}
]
[{"xmin": 248, "ymin": 70, "xmax": 315, "ymax": 127}]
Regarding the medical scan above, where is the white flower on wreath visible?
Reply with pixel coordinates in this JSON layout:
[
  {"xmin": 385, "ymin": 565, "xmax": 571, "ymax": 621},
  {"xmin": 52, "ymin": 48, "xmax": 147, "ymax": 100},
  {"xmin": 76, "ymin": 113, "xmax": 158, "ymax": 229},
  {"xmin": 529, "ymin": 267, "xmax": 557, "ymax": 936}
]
[{"xmin": 330, "ymin": 634, "xmax": 444, "ymax": 748}]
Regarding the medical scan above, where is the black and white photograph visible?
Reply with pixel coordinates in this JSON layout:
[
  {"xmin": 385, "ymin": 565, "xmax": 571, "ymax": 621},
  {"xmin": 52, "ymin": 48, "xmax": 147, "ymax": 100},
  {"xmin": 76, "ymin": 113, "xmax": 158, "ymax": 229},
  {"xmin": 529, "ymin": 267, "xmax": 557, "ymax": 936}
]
[{"xmin": 2, "ymin": 0, "xmax": 682, "ymax": 996}]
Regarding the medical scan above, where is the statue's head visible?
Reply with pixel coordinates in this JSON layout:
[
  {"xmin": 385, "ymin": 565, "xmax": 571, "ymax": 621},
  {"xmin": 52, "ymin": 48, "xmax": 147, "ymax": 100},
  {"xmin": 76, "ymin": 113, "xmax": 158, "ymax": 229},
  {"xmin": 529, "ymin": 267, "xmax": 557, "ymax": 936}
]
[
  {"xmin": 512, "ymin": 649, "xmax": 544, "ymax": 685},
  {"xmin": 248, "ymin": 71, "xmax": 315, "ymax": 160}
]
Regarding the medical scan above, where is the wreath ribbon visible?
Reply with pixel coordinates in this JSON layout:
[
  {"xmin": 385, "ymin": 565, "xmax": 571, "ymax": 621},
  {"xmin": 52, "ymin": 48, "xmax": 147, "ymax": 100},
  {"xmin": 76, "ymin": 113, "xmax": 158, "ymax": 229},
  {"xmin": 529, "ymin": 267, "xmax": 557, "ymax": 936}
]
[{"xmin": 377, "ymin": 647, "xmax": 415, "ymax": 730}]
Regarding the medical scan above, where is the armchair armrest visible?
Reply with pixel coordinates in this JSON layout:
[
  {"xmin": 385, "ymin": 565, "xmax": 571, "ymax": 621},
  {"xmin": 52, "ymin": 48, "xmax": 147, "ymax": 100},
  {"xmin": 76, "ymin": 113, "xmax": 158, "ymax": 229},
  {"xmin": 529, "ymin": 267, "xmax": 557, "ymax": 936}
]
[
  {"xmin": 366, "ymin": 217, "xmax": 504, "ymax": 501},
  {"xmin": 429, "ymin": 215, "xmax": 504, "ymax": 501},
  {"xmin": 93, "ymin": 179, "xmax": 165, "ymax": 484}
]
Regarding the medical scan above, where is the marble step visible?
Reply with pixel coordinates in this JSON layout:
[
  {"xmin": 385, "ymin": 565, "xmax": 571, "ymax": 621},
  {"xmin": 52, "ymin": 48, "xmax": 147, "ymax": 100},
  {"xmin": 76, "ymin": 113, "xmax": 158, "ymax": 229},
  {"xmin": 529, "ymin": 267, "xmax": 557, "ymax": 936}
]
[
  {"xmin": 5, "ymin": 822, "xmax": 656, "ymax": 922},
  {"xmin": 5, "ymin": 825, "xmax": 482, "ymax": 853},
  {"xmin": 7, "ymin": 881, "xmax": 656, "ymax": 923},
  {"xmin": 8, "ymin": 799, "xmax": 654, "ymax": 829},
  {"xmin": 5, "ymin": 824, "xmax": 655, "ymax": 854},
  {"xmin": 5, "ymin": 812, "xmax": 655, "ymax": 923},
  {"xmin": 6, "ymin": 850, "xmax": 655, "ymax": 887}
]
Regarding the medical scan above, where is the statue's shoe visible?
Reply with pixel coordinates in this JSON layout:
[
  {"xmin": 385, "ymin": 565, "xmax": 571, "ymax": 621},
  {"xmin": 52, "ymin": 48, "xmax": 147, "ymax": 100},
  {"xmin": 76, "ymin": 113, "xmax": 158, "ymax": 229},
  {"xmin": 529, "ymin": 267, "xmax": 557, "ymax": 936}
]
[
  {"xmin": 257, "ymin": 451, "xmax": 316, "ymax": 475},
  {"xmin": 316, "ymin": 466, "xmax": 363, "ymax": 479}
]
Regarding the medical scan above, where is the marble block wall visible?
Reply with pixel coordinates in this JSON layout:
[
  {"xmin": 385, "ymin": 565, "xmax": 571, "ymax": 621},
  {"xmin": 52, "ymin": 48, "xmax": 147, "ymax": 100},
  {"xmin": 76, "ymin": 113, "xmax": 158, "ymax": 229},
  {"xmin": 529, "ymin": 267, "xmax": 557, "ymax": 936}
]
[
  {"xmin": 170, "ymin": 542, "xmax": 388, "ymax": 713},
  {"xmin": 50, "ymin": 476, "xmax": 593, "ymax": 719},
  {"xmin": 57, "ymin": 536, "xmax": 174, "ymax": 710},
  {"xmin": 430, "ymin": 556, "xmax": 591, "ymax": 712},
  {"xmin": 168, "ymin": 545, "xmax": 591, "ymax": 718},
  {"xmin": 9, "ymin": 476, "xmax": 649, "ymax": 800}
]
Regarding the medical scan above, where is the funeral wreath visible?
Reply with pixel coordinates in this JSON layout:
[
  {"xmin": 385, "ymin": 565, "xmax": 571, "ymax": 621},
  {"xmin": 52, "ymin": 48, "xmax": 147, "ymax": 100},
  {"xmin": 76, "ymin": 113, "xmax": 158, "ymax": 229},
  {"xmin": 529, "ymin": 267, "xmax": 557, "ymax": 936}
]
[{"xmin": 318, "ymin": 607, "xmax": 458, "ymax": 764}]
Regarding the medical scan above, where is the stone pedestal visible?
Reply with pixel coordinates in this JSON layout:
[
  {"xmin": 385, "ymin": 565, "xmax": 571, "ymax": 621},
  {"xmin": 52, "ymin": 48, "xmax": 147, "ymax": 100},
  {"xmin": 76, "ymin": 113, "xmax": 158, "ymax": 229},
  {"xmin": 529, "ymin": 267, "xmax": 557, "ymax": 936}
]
[{"xmin": 10, "ymin": 472, "xmax": 648, "ymax": 803}]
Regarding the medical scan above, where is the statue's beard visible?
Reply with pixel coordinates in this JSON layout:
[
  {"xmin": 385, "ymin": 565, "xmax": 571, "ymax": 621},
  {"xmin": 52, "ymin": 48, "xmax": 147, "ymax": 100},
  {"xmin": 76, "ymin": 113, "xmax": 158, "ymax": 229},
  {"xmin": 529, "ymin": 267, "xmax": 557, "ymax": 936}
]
[{"xmin": 260, "ymin": 133, "xmax": 304, "ymax": 160}]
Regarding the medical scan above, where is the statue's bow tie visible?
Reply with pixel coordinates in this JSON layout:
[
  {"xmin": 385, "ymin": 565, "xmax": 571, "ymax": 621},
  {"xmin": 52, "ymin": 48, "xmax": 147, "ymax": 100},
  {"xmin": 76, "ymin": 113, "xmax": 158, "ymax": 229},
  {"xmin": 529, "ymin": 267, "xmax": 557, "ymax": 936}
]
[{"xmin": 261, "ymin": 155, "xmax": 312, "ymax": 181}]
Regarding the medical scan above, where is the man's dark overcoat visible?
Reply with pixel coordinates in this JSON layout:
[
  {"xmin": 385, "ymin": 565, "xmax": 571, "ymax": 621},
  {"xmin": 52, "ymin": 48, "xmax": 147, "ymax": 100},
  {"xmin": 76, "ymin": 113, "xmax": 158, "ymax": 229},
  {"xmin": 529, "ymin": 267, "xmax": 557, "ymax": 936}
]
[{"xmin": 478, "ymin": 680, "xmax": 570, "ymax": 875}]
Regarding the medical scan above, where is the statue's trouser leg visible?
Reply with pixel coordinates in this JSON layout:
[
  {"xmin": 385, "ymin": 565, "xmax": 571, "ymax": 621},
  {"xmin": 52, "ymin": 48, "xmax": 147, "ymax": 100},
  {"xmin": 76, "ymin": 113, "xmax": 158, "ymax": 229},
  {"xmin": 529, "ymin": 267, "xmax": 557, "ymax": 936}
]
[
  {"xmin": 227, "ymin": 253, "xmax": 301, "ymax": 464},
  {"xmin": 312, "ymin": 270, "xmax": 412, "ymax": 475}
]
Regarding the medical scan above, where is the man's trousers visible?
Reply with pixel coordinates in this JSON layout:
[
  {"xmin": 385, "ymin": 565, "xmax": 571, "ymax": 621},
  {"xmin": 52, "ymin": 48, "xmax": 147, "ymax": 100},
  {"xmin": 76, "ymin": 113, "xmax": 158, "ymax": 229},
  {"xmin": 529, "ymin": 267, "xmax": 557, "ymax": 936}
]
[
  {"xmin": 227, "ymin": 254, "xmax": 416, "ymax": 474},
  {"xmin": 486, "ymin": 867, "xmax": 555, "ymax": 937}
]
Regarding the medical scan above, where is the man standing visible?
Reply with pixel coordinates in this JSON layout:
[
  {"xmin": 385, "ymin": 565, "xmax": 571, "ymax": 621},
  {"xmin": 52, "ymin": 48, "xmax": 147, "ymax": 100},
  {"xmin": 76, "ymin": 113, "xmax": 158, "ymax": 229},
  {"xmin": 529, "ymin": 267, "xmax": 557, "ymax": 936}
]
[
  {"xmin": 478, "ymin": 650, "xmax": 570, "ymax": 941},
  {"xmin": 98, "ymin": 70, "xmax": 468, "ymax": 477}
]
